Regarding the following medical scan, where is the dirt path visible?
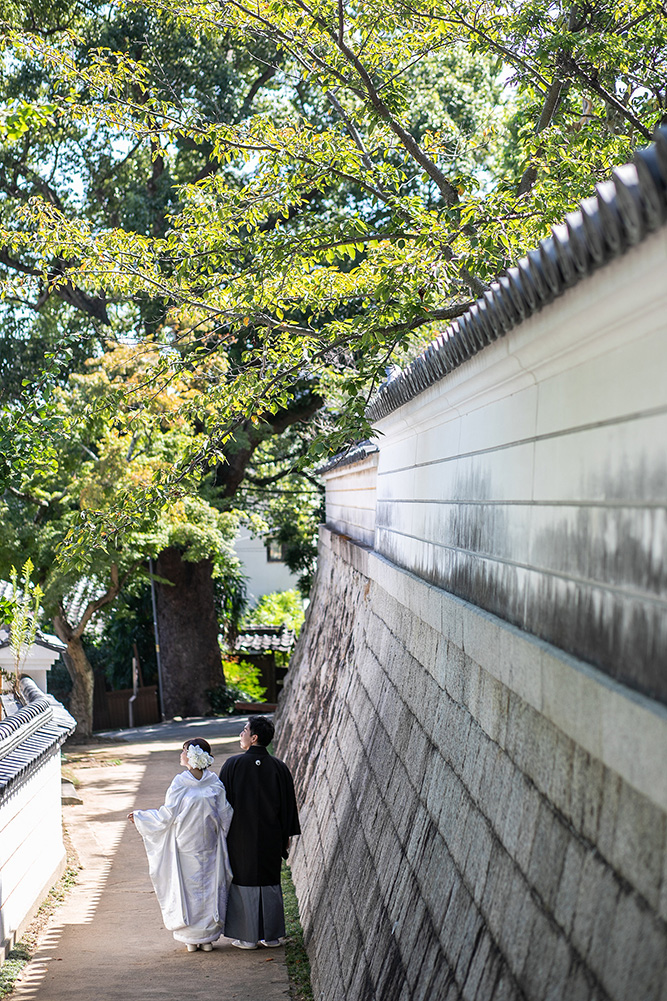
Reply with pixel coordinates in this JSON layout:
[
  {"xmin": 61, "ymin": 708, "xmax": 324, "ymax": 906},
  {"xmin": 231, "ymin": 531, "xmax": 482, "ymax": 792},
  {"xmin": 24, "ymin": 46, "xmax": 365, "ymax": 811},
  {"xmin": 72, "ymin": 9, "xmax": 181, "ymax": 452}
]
[{"xmin": 12, "ymin": 720, "xmax": 291, "ymax": 1001}]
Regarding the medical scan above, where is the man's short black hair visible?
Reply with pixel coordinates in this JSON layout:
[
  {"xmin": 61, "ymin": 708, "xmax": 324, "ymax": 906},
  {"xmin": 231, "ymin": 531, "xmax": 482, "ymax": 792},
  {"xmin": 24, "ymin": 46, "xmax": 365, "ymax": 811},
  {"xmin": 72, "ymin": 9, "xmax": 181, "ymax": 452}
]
[{"xmin": 249, "ymin": 716, "xmax": 275, "ymax": 747}]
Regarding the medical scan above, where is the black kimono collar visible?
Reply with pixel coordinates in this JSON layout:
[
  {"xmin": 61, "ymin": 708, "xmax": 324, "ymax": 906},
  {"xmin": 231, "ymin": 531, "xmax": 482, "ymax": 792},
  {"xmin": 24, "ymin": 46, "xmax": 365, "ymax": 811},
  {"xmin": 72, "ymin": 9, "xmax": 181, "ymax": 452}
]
[{"xmin": 245, "ymin": 744, "xmax": 269, "ymax": 757}]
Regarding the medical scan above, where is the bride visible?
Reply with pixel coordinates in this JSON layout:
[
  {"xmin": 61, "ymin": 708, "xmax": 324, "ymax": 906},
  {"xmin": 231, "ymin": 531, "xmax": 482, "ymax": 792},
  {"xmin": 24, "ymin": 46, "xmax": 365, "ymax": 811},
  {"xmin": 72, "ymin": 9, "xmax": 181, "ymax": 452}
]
[{"xmin": 129, "ymin": 738, "xmax": 233, "ymax": 952}]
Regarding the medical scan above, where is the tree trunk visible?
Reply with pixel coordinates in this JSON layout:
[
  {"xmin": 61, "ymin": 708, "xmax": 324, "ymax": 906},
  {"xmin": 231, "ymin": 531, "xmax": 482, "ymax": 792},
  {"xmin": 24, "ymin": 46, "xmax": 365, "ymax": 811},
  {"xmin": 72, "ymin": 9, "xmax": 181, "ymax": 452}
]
[
  {"xmin": 155, "ymin": 549, "xmax": 224, "ymax": 718},
  {"xmin": 57, "ymin": 633, "xmax": 95, "ymax": 741}
]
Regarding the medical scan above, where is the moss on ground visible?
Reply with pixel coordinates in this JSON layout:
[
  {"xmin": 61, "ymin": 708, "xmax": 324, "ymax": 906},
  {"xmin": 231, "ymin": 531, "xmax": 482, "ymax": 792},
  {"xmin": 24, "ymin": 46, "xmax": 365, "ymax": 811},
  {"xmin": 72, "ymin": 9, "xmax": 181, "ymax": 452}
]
[{"xmin": 282, "ymin": 861, "xmax": 313, "ymax": 1001}]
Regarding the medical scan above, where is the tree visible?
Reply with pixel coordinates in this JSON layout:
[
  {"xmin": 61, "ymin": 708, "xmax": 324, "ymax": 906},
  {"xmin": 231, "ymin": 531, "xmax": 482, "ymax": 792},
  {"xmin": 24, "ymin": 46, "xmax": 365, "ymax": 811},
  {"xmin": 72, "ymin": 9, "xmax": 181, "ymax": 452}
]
[
  {"xmin": 2, "ymin": 1, "xmax": 662, "ymax": 465},
  {"xmin": 1, "ymin": 0, "xmax": 664, "ymax": 726},
  {"xmin": 0, "ymin": 339, "xmax": 248, "ymax": 735}
]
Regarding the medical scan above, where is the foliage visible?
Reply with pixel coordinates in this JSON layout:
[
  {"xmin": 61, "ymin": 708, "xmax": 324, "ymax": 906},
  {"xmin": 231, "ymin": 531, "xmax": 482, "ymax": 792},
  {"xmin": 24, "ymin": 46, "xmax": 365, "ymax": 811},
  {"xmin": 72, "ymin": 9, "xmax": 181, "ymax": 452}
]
[
  {"xmin": 224, "ymin": 658, "xmax": 268, "ymax": 701},
  {"xmin": 0, "ymin": 557, "xmax": 44, "ymax": 690},
  {"xmin": 84, "ymin": 585, "xmax": 158, "ymax": 690},
  {"xmin": 232, "ymin": 423, "xmax": 324, "ymax": 596},
  {"xmin": 0, "ymin": 0, "xmax": 664, "ymax": 562},
  {"xmin": 243, "ymin": 589, "xmax": 306, "ymax": 636},
  {"xmin": 205, "ymin": 684, "xmax": 238, "ymax": 714},
  {"xmin": 0, "ymin": 944, "xmax": 31, "ymax": 998},
  {"xmin": 207, "ymin": 659, "xmax": 268, "ymax": 711}
]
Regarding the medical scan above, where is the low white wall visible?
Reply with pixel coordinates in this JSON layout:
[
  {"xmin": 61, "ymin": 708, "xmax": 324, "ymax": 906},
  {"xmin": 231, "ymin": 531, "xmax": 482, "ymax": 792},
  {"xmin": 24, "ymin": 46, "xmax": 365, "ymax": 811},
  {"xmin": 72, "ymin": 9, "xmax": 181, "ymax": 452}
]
[
  {"xmin": 0, "ymin": 753, "xmax": 66, "ymax": 958},
  {"xmin": 0, "ymin": 681, "xmax": 75, "ymax": 961},
  {"xmin": 323, "ymin": 450, "xmax": 378, "ymax": 546},
  {"xmin": 359, "ymin": 225, "xmax": 667, "ymax": 704}
]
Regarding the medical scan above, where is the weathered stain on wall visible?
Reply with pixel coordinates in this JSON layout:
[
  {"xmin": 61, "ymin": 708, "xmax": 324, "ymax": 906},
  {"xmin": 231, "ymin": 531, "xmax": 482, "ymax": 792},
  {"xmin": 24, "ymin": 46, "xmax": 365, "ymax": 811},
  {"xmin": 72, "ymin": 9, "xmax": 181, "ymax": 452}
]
[
  {"xmin": 277, "ymin": 531, "xmax": 667, "ymax": 1001},
  {"xmin": 276, "ymin": 140, "xmax": 667, "ymax": 1001}
]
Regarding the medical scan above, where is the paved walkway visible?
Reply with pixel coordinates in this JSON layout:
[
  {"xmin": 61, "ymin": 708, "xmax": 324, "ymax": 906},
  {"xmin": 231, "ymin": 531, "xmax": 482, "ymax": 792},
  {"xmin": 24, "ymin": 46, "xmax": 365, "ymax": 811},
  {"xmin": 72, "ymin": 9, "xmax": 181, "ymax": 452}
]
[{"xmin": 13, "ymin": 717, "xmax": 291, "ymax": 1001}]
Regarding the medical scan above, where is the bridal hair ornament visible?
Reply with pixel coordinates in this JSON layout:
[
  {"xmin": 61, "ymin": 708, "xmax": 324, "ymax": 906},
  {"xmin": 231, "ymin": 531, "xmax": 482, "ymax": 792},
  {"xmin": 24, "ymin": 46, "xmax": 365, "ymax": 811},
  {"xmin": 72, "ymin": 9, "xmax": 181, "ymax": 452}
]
[{"xmin": 186, "ymin": 744, "xmax": 214, "ymax": 770}]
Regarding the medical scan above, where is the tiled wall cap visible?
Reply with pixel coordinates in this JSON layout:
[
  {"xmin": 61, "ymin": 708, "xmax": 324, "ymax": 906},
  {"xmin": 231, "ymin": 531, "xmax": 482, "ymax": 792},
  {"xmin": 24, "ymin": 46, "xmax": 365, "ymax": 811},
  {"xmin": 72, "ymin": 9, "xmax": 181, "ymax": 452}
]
[{"xmin": 366, "ymin": 126, "xmax": 667, "ymax": 424}]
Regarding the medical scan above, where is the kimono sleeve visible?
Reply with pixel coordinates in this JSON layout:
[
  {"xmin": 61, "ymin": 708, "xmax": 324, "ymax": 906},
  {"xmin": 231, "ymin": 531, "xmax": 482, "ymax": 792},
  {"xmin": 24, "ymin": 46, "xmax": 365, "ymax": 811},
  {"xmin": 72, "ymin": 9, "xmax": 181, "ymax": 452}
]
[{"xmin": 133, "ymin": 777, "xmax": 189, "ymax": 930}]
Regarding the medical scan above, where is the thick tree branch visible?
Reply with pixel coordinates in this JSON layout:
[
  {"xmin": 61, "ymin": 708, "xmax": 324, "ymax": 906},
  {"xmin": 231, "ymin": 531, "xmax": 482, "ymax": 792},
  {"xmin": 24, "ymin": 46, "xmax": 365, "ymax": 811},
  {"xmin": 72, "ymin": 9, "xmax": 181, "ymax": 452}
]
[
  {"xmin": 564, "ymin": 58, "xmax": 653, "ymax": 140},
  {"xmin": 213, "ymin": 391, "xmax": 324, "ymax": 498}
]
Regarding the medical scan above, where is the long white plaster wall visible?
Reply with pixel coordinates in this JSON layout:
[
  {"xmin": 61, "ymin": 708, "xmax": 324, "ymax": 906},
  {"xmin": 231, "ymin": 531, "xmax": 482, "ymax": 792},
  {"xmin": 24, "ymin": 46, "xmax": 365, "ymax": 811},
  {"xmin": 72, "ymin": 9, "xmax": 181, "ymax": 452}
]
[
  {"xmin": 277, "ymin": 527, "xmax": 667, "ymax": 1001},
  {"xmin": 324, "ymin": 452, "xmax": 378, "ymax": 546},
  {"xmin": 0, "ymin": 754, "xmax": 66, "ymax": 957},
  {"xmin": 370, "ymin": 225, "xmax": 667, "ymax": 702}
]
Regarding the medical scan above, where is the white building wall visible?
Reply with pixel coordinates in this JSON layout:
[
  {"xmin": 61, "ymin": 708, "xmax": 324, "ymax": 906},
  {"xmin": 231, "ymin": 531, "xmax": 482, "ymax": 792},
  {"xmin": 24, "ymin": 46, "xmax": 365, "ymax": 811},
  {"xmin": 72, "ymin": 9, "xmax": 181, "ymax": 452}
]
[{"xmin": 234, "ymin": 532, "xmax": 300, "ymax": 606}]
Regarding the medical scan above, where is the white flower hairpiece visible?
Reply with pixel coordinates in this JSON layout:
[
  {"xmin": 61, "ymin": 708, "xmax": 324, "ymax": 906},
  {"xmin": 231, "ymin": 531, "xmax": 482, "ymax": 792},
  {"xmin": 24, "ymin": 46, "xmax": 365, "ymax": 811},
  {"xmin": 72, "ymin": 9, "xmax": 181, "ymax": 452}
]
[{"xmin": 186, "ymin": 744, "xmax": 214, "ymax": 770}]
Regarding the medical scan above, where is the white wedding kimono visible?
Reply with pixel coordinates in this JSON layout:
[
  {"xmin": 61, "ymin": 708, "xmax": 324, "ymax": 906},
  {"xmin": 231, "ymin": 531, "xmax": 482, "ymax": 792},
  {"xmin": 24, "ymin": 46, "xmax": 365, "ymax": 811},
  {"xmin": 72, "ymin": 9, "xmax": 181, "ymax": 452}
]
[{"xmin": 134, "ymin": 769, "xmax": 234, "ymax": 945}]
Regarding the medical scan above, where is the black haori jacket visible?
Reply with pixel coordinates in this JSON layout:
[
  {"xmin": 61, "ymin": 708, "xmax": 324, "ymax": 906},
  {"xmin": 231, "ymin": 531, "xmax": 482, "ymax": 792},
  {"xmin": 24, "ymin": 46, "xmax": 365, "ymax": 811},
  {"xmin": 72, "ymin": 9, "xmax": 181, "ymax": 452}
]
[{"xmin": 220, "ymin": 745, "xmax": 301, "ymax": 886}]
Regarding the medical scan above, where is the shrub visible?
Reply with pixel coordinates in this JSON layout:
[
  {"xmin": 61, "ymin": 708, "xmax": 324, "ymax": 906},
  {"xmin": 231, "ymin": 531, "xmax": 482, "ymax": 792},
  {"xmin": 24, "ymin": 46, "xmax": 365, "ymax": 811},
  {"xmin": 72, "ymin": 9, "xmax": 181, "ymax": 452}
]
[{"xmin": 206, "ymin": 659, "xmax": 267, "ymax": 715}]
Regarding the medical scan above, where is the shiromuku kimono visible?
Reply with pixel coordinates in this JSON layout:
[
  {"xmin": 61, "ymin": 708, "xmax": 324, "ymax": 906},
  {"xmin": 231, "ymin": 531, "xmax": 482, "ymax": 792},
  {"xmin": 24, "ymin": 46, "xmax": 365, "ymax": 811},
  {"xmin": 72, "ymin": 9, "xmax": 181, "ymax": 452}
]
[
  {"xmin": 133, "ymin": 769, "xmax": 234, "ymax": 945},
  {"xmin": 220, "ymin": 745, "xmax": 300, "ymax": 943}
]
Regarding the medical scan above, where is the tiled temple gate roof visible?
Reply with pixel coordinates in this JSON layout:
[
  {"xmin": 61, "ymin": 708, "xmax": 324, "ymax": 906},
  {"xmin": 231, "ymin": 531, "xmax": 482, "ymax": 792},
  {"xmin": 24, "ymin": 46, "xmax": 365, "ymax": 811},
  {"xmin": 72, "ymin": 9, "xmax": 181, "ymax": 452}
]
[{"xmin": 366, "ymin": 126, "xmax": 667, "ymax": 424}]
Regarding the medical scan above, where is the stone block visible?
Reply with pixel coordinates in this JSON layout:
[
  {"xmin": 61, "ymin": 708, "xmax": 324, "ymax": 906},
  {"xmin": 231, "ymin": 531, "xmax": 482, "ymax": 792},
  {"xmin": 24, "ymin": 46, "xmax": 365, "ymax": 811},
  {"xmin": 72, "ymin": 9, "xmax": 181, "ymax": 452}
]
[
  {"xmin": 625, "ymin": 906, "xmax": 667, "ymax": 1001},
  {"xmin": 526, "ymin": 804, "xmax": 569, "ymax": 912},
  {"xmin": 476, "ymin": 669, "xmax": 511, "ymax": 745},
  {"xmin": 404, "ymin": 721, "xmax": 432, "ymax": 791},
  {"xmin": 497, "ymin": 879, "xmax": 535, "ymax": 976},
  {"xmin": 464, "ymin": 811, "xmax": 494, "ymax": 906},
  {"xmin": 397, "ymin": 893, "xmax": 428, "ymax": 973},
  {"xmin": 436, "ymin": 638, "xmax": 466, "ymax": 703},
  {"xmin": 461, "ymin": 658, "xmax": 483, "ymax": 721},
  {"xmin": 570, "ymin": 850, "xmax": 610, "ymax": 961},
  {"xmin": 568, "ymin": 744, "xmax": 603, "ymax": 842},
  {"xmin": 600, "ymin": 888, "xmax": 642, "ymax": 1001},
  {"xmin": 518, "ymin": 904, "xmax": 558, "ymax": 999},
  {"xmin": 460, "ymin": 925, "xmax": 494, "ymax": 997},
  {"xmin": 487, "ymin": 749, "xmax": 516, "ymax": 834},
  {"xmin": 374, "ymin": 938, "xmax": 408, "ymax": 1001},
  {"xmin": 459, "ymin": 720, "xmax": 485, "ymax": 797},
  {"xmin": 480, "ymin": 842, "xmax": 515, "ymax": 944},
  {"xmin": 445, "ymin": 891, "xmax": 478, "ymax": 971},
  {"xmin": 596, "ymin": 767, "xmax": 623, "ymax": 862},
  {"xmin": 501, "ymin": 769, "xmax": 530, "ymax": 863},
  {"xmin": 553, "ymin": 836, "xmax": 586, "ymax": 936},
  {"xmin": 546, "ymin": 726, "xmax": 575, "ymax": 819},
  {"xmin": 489, "ymin": 966, "xmax": 523, "ymax": 1001},
  {"xmin": 423, "ymin": 752, "xmax": 450, "ymax": 830},
  {"xmin": 439, "ymin": 772, "xmax": 465, "ymax": 848},
  {"xmin": 412, "ymin": 937, "xmax": 448, "ymax": 1001},
  {"xmin": 543, "ymin": 937, "xmax": 575, "ymax": 1001},
  {"xmin": 513, "ymin": 781, "xmax": 541, "ymax": 874},
  {"xmin": 422, "ymin": 834, "xmax": 457, "ymax": 917},
  {"xmin": 611, "ymin": 780, "xmax": 665, "ymax": 909}
]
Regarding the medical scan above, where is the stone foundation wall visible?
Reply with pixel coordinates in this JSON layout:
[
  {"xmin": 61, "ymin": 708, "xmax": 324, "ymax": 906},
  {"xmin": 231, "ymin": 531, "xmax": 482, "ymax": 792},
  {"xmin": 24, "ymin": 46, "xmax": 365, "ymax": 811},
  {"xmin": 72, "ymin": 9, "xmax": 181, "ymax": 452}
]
[{"xmin": 276, "ymin": 529, "xmax": 667, "ymax": 1001}]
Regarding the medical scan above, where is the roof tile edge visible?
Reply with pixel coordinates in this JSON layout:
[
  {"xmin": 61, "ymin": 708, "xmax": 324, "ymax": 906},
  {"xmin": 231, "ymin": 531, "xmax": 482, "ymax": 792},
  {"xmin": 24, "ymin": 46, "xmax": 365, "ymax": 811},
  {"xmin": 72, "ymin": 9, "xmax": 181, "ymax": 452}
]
[{"xmin": 366, "ymin": 126, "xmax": 667, "ymax": 424}]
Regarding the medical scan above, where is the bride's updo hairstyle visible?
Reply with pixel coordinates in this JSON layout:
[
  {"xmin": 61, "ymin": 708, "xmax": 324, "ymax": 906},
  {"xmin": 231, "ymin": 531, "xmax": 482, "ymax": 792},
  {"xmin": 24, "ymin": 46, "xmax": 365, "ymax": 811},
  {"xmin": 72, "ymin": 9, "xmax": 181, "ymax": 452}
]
[{"xmin": 183, "ymin": 738, "xmax": 212, "ymax": 756}]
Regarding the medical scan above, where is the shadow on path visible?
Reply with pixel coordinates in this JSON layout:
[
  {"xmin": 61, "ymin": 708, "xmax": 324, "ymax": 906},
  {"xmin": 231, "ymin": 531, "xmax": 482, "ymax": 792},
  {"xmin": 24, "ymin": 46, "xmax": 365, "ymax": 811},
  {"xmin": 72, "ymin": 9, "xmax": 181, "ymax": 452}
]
[{"xmin": 12, "ymin": 717, "xmax": 290, "ymax": 1001}]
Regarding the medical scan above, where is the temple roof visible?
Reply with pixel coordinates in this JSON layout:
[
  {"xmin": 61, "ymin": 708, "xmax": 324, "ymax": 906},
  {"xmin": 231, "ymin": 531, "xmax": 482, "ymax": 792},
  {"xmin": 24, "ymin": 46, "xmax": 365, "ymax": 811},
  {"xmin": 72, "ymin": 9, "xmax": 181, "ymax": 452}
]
[{"xmin": 235, "ymin": 624, "xmax": 296, "ymax": 654}]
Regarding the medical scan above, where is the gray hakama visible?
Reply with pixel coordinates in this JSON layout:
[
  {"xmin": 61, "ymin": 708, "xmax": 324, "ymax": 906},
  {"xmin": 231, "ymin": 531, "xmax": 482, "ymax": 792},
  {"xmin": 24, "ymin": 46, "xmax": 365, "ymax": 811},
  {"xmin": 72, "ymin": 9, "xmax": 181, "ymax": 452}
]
[{"xmin": 225, "ymin": 884, "xmax": 286, "ymax": 942}]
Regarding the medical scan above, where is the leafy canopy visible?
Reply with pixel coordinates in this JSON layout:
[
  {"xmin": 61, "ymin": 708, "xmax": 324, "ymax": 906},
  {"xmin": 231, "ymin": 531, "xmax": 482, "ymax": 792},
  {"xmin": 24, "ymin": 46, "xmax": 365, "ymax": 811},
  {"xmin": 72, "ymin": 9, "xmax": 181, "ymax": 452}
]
[{"xmin": 0, "ymin": 0, "xmax": 664, "ymax": 559}]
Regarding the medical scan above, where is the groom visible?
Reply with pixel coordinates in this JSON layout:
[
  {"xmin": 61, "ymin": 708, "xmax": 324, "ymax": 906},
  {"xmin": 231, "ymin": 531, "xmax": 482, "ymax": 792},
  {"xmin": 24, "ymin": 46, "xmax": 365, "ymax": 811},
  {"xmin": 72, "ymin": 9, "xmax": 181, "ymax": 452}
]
[{"xmin": 220, "ymin": 715, "xmax": 300, "ymax": 948}]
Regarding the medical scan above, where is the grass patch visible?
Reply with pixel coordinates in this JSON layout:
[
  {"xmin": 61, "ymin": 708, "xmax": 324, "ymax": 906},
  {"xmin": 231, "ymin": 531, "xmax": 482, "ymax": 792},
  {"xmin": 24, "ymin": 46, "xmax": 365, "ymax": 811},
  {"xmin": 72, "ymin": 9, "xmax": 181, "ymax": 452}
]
[
  {"xmin": 0, "ymin": 945, "xmax": 30, "ymax": 998},
  {"xmin": 281, "ymin": 861, "xmax": 313, "ymax": 1001}
]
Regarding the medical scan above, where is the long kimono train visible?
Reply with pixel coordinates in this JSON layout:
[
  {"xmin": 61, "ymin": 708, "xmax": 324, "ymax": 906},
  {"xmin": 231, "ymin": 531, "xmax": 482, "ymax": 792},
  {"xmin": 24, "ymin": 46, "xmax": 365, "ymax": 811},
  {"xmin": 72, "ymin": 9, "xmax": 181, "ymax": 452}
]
[
  {"xmin": 220, "ymin": 745, "xmax": 300, "ymax": 943},
  {"xmin": 133, "ymin": 769, "xmax": 233, "ymax": 945}
]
